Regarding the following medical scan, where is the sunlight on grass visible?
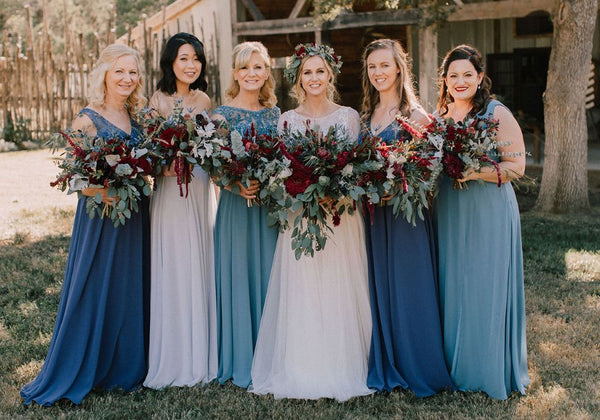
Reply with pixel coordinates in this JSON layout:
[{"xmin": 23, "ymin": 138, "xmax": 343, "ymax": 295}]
[
  {"xmin": 0, "ymin": 321, "xmax": 9, "ymax": 340},
  {"xmin": 516, "ymin": 384, "xmax": 580, "ymax": 418},
  {"xmin": 19, "ymin": 301, "xmax": 39, "ymax": 317},
  {"xmin": 565, "ymin": 250, "xmax": 600, "ymax": 282},
  {"xmin": 34, "ymin": 332, "xmax": 52, "ymax": 347},
  {"xmin": 44, "ymin": 285, "xmax": 61, "ymax": 296},
  {"xmin": 14, "ymin": 361, "xmax": 42, "ymax": 383},
  {"xmin": 1, "ymin": 207, "xmax": 74, "ymax": 241}
]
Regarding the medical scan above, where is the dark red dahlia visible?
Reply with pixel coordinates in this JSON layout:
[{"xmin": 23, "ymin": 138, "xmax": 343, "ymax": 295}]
[{"xmin": 442, "ymin": 153, "xmax": 465, "ymax": 179}]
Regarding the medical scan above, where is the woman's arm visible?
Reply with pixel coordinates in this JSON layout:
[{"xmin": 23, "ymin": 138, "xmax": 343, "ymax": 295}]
[{"xmin": 460, "ymin": 105, "xmax": 526, "ymax": 184}]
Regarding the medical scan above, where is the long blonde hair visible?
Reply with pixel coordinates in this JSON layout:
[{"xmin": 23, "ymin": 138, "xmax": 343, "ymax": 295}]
[
  {"xmin": 88, "ymin": 43, "xmax": 146, "ymax": 114},
  {"xmin": 290, "ymin": 54, "xmax": 339, "ymax": 105},
  {"xmin": 360, "ymin": 39, "xmax": 419, "ymax": 122},
  {"xmin": 224, "ymin": 41, "xmax": 277, "ymax": 108}
]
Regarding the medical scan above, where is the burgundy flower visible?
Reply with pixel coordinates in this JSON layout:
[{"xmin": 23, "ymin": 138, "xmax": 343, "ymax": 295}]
[
  {"xmin": 316, "ymin": 147, "xmax": 332, "ymax": 161},
  {"xmin": 442, "ymin": 153, "xmax": 465, "ymax": 179},
  {"xmin": 285, "ymin": 175, "xmax": 314, "ymax": 197},
  {"xmin": 332, "ymin": 211, "xmax": 341, "ymax": 226}
]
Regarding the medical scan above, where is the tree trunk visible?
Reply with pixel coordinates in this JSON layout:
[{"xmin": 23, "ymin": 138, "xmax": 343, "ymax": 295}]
[{"xmin": 535, "ymin": 0, "xmax": 598, "ymax": 213}]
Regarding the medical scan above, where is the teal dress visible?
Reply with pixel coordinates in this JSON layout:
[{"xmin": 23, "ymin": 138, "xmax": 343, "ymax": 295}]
[
  {"xmin": 213, "ymin": 105, "xmax": 280, "ymax": 388},
  {"xmin": 433, "ymin": 100, "xmax": 529, "ymax": 400}
]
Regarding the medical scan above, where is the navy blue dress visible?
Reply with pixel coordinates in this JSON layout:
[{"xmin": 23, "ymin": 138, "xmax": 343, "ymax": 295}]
[
  {"xmin": 21, "ymin": 108, "xmax": 150, "ymax": 406},
  {"xmin": 364, "ymin": 121, "xmax": 453, "ymax": 396}
]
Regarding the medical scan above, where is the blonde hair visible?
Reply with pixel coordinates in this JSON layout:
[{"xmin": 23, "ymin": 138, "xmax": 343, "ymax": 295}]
[
  {"xmin": 225, "ymin": 41, "xmax": 277, "ymax": 108},
  {"xmin": 290, "ymin": 55, "xmax": 339, "ymax": 105},
  {"xmin": 88, "ymin": 43, "xmax": 146, "ymax": 114},
  {"xmin": 360, "ymin": 39, "xmax": 419, "ymax": 123}
]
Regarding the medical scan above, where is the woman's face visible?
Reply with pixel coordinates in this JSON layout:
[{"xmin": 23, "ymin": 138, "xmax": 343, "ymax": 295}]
[
  {"xmin": 444, "ymin": 59, "xmax": 484, "ymax": 103},
  {"xmin": 104, "ymin": 55, "xmax": 139, "ymax": 100},
  {"xmin": 234, "ymin": 52, "xmax": 269, "ymax": 93},
  {"xmin": 366, "ymin": 47, "xmax": 399, "ymax": 94},
  {"xmin": 300, "ymin": 55, "xmax": 330, "ymax": 98},
  {"xmin": 173, "ymin": 43, "xmax": 202, "ymax": 86}
]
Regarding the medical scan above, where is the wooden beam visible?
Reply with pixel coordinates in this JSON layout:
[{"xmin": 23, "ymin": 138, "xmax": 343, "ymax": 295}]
[
  {"xmin": 418, "ymin": 23, "xmax": 438, "ymax": 111},
  {"xmin": 239, "ymin": 0, "xmax": 265, "ymax": 21},
  {"xmin": 289, "ymin": 0, "xmax": 309, "ymax": 19},
  {"xmin": 234, "ymin": 17, "xmax": 316, "ymax": 36},
  {"xmin": 447, "ymin": 0, "xmax": 555, "ymax": 22}
]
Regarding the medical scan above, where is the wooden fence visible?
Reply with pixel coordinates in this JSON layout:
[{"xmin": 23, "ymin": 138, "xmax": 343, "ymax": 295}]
[{"xmin": 0, "ymin": 3, "xmax": 221, "ymax": 144}]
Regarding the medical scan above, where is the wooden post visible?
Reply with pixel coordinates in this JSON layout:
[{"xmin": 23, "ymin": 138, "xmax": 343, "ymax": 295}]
[{"xmin": 418, "ymin": 23, "xmax": 438, "ymax": 111}]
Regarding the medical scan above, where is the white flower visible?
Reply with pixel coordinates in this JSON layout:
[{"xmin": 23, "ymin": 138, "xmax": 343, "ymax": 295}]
[
  {"xmin": 133, "ymin": 148, "xmax": 148, "ymax": 158},
  {"xmin": 104, "ymin": 154, "xmax": 121, "ymax": 167},
  {"xmin": 68, "ymin": 174, "xmax": 88, "ymax": 191},
  {"xmin": 341, "ymin": 163, "xmax": 353, "ymax": 177}
]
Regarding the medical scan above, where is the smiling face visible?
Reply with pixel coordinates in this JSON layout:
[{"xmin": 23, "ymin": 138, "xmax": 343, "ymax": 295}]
[
  {"xmin": 366, "ymin": 47, "xmax": 399, "ymax": 94},
  {"xmin": 104, "ymin": 55, "xmax": 139, "ymax": 100},
  {"xmin": 234, "ymin": 51, "xmax": 269, "ymax": 93},
  {"xmin": 444, "ymin": 59, "xmax": 484, "ymax": 103},
  {"xmin": 299, "ymin": 55, "xmax": 330, "ymax": 98},
  {"xmin": 172, "ymin": 43, "xmax": 202, "ymax": 88}
]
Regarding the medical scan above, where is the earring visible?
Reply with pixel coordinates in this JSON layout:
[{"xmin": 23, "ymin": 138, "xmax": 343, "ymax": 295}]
[{"xmin": 477, "ymin": 84, "xmax": 481, "ymax": 90}]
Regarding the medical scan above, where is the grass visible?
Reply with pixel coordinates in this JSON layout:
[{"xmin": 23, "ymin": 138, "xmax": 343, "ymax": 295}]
[{"xmin": 0, "ymin": 164, "xmax": 599, "ymax": 419}]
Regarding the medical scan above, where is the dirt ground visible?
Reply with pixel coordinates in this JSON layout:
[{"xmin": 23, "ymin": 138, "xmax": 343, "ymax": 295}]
[{"xmin": 0, "ymin": 149, "xmax": 77, "ymax": 240}]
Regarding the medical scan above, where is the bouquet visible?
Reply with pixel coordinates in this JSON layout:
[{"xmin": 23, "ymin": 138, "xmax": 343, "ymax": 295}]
[
  {"xmin": 139, "ymin": 103, "xmax": 199, "ymax": 197},
  {"xmin": 276, "ymin": 122, "xmax": 360, "ymax": 259},
  {"xmin": 352, "ymin": 131, "xmax": 438, "ymax": 225},
  {"xmin": 400, "ymin": 115, "xmax": 502, "ymax": 190},
  {"xmin": 49, "ymin": 130, "xmax": 153, "ymax": 226}
]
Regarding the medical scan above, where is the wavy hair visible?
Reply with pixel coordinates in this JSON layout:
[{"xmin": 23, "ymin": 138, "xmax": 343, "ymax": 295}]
[
  {"xmin": 156, "ymin": 32, "xmax": 208, "ymax": 94},
  {"xmin": 360, "ymin": 39, "xmax": 419, "ymax": 122},
  {"xmin": 88, "ymin": 43, "xmax": 146, "ymax": 114},
  {"xmin": 290, "ymin": 53, "xmax": 340, "ymax": 105},
  {"xmin": 437, "ymin": 44, "xmax": 493, "ymax": 117},
  {"xmin": 224, "ymin": 41, "xmax": 277, "ymax": 108}
]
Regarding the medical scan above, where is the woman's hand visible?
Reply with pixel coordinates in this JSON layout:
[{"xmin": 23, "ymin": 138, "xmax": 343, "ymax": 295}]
[
  {"xmin": 81, "ymin": 187, "xmax": 119, "ymax": 205},
  {"xmin": 233, "ymin": 179, "xmax": 259, "ymax": 200},
  {"xmin": 458, "ymin": 168, "xmax": 479, "ymax": 184},
  {"xmin": 162, "ymin": 161, "xmax": 178, "ymax": 177}
]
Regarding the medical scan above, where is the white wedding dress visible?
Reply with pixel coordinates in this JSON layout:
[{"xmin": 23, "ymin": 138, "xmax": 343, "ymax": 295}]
[
  {"xmin": 250, "ymin": 107, "xmax": 373, "ymax": 401},
  {"xmin": 144, "ymin": 165, "xmax": 218, "ymax": 389}
]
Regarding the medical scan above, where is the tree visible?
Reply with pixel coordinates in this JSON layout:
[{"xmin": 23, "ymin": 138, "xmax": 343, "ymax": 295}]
[{"xmin": 535, "ymin": 0, "xmax": 598, "ymax": 213}]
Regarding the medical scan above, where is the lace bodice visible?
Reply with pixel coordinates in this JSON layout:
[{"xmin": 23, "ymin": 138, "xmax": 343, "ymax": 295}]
[
  {"xmin": 277, "ymin": 107, "xmax": 361, "ymax": 143},
  {"xmin": 79, "ymin": 108, "xmax": 143, "ymax": 146},
  {"xmin": 213, "ymin": 105, "xmax": 280, "ymax": 136}
]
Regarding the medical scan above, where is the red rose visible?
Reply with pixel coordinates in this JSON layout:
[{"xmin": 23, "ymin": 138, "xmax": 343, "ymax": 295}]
[{"xmin": 442, "ymin": 153, "xmax": 465, "ymax": 179}]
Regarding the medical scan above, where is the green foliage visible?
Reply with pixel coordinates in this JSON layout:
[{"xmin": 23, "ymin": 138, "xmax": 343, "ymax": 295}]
[
  {"xmin": 2, "ymin": 115, "xmax": 31, "ymax": 148},
  {"xmin": 311, "ymin": 0, "xmax": 455, "ymax": 24},
  {"xmin": 115, "ymin": 0, "xmax": 175, "ymax": 37}
]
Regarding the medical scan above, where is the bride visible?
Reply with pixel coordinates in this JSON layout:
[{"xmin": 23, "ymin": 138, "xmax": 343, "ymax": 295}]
[{"xmin": 250, "ymin": 43, "xmax": 372, "ymax": 402}]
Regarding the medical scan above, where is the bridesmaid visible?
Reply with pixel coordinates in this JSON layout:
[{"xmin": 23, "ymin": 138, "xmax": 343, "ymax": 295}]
[
  {"xmin": 21, "ymin": 44, "xmax": 150, "ymax": 406},
  {"xmin": 144, "ymin": 33, "xmax": 217, "ymax": 389},
  {"xmin": 360, "ymin": 38, "xmax": 453, "ymax": 396},
  {"xmin": 212, "ymin": 41, "xmax": 280, "ymax": 388},
  {"xmin": 251, "ymin": 43, "xmax": 372, "ymax": 402},
  {"xmin": 434, "ymin": 44, "xmax": 529, "ymax": 400}
]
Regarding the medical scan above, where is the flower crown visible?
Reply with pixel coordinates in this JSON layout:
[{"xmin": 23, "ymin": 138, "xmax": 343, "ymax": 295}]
[{"xmin": 284, "ymin": 43, "xmax": 343, "ymax": 84}]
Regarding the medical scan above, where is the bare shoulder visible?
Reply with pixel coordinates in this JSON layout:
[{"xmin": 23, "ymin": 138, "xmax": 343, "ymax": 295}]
[
  {"xmin": 191, "ymin": 90, "xmax": 211, "ymax": 109},
  {"xmin": 71, "ymin": 112, "xmax": 95, "ymax": 134}
]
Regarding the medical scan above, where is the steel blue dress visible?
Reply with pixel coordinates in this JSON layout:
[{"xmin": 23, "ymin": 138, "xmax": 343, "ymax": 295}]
[
  {"xmin": 213, "ymin": 105, "xmax": 280, "ymax": 388},
  {"xmin": 21, "ymin": 108, "xmax": 150, "ymax": 406},
  {"xmin": 364, "ymin": 120, "xmax": 453, "ymax": 396},
  {"xmin": 433, "ymin": 100, "xmax": 529, "ymax": 400}
]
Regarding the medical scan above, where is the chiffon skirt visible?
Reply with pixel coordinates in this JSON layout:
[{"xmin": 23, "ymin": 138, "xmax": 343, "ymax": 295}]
[
  {"xmin": 251, "ymin": 210, "xmax": 373, "ymax": 401},
  {"xmin": 144, "ymin": 167, "xmax": 218, "ymax": 389}
]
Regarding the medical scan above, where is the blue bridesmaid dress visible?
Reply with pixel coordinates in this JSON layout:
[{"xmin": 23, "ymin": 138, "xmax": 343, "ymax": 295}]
[
  {"xmin": 365, "ymin": 121, "xmax": 453, "ymax": 397},
  {"xmin": 434, "ymin": 100, "xmax": 529, "ymax": 400},
  {"xmin": 212, "ymin": 105, "xmax": 280, "ymax": 388},
  {"xmin": 21, "ymin": 108, "xmax": 150, "ymax": 406}
]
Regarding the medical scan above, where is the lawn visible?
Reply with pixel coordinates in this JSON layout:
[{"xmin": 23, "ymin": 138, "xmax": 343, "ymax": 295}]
[{"xmin": 0, "ymin": 150, "xmax": 599, "ymax": 419}]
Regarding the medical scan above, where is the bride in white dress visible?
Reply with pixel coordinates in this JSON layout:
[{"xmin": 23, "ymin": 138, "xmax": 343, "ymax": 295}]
[
  {"xmin": 144, "ymin": 33, "xmax": 217, "ymax": 389},
  {"xmin": 250, "ymin": 44, "xmax": 372, "ymax": 402}
]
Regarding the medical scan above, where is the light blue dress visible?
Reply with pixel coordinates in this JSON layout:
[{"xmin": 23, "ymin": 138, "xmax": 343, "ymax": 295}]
[
  {"xmin": 21, "ymin": 108, "xmax": 150, "ymax": 406},
  {"xmin": 434, "ymin": 100, "xmax": 530, "ymax": 400},
  {"xmin": 213, "ymin": 105, "xmax": 280, "ymax": 388},
  {"xmin": 364, "ymin": 121, "xmax": 453, "ymax": 396}
]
